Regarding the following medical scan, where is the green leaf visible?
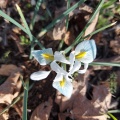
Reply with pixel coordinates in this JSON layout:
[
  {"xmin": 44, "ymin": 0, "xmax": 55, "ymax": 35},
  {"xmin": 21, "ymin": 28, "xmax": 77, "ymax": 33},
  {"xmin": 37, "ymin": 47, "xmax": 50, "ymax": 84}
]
[
  {"xmin": 37, "ymin": 0, "xmax": 86, "ymax": 38},
  {"xmin": 30, "ymin": 0, "xmax": 43, "ymax": 30},
  {"xmin": 0, "ymin": 10, "xmax": 27, "ymax": 33},
  {"xmin": 107, "ymin": 113, "xmax": 117, "ymax": 120},
  {"xmin": 0, "ymin": 9, "xmax": 44, "ymax": 49},
  {"xmin": 83, "ymin": 22, "xmax": 116, "ymax": 39},
  {"xmin": 16, "ymin": 4, "xmax": 33, "ymax": 42},
  {"xmin": 90, "ymin": 62, "xmax": 120, "ymax": 67},
  {"xmin": 64, "ymin": 0, "xmax": 105, "ymax": 54},
  {"xmin": 22, "ymin": 80, "xmax": 29, "ymax": 120},
  {"xmin": 102, "ymin": 0, "xmax": 117, "ymax": 9},
  {"xmin": 108, "ymin": 110, "xmax": 120, "ymax": 113}
]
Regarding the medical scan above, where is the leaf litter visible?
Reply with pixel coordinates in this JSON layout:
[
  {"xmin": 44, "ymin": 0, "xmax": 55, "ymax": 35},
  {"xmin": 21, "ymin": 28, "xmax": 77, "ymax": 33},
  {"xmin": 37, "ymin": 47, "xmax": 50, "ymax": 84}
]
[
  {"xmin": 55, "ymin": 74, "xmax": 111, "ymax": 120},
  {"xmin": 47, "ymin": 3, "xmax": 99, "ymax": 45},
  {"xmin": 0, "ymin": 64, "xmax": 22, "ymax": 119},
  {"xmin": 0, "ymin": 0, "xmax": 120, "ymax": 119}
]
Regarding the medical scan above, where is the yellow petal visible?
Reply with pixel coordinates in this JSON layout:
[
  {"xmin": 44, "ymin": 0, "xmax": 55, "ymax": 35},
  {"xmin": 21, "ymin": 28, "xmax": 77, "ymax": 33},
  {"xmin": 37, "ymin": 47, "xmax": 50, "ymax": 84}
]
[
  {"xmin": 60, "ymin": 78, "xmax": 65, "ymax": 88},
  {"xmin": 42, "ymin": 53, "xmax": 54, "ymax": 60},
  {"xmin": 75, "ymin": 51, "xmax": 87, "ymax": 59}
]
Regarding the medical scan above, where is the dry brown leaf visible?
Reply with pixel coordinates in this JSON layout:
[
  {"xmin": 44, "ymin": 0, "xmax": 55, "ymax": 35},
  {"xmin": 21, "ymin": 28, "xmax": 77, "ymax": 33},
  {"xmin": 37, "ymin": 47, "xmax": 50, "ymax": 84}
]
[
  {"xmin": 47, "ymin": 4, "xmax": 97, "ymax": 45},
  {"xmin": 110, "ymin": 40, "xmax": 120, "ymax": 55},
  {"xmin": 84, "ymin": 12, "xmax": 99, "ymax": 39},
  {"xmin": 0, "ymin": 106, "xmax": 9, "ymax": 120},
  {"xmin": 58, "ymin": 113, "xmax": 68, "ymax": 120},
  {"xmin": 0, "ymin": 71, "xmax": 22, "ymax": 104},
  {"xmin": 0, "ymin": 64, "xmax": 19, "ymax": 76},
  {"xmin": 0, "ymin": 0, "xmax": 8, "ymax": 8},
  {"xmin": 55, "ymin": 79, "xmax": 111, "ymax": 120},
  {"xmin": 30, "ymin": 98, "xmax": 53, "ymax": 120}
]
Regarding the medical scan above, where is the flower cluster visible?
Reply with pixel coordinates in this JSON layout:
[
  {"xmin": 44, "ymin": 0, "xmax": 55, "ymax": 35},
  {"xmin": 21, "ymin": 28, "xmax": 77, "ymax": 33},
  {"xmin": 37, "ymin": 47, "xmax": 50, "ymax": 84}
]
[{"xmin": 30, "ymin": 40, "xmax": 97, "ymax": 98}]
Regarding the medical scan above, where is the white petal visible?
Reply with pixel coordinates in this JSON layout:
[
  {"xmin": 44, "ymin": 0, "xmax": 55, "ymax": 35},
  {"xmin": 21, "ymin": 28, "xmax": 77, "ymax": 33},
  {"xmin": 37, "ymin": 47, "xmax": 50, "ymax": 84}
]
[
  {"xmin": 53, "ymin": 73, "xmax": 63, "ymax": 82},
  {"xmin": 65, "ymin": 75, "xmax": 72, "ymax": 82},
  {"xmin": 52, "ymin": 80, "xmax": 73, "ymax": 98},
  {"xmin": 30, "ymin": 71, "xmax": 51, "ymax": 81},
  {"xmin": 32, "ymin": 48, "xmax": 54, "ymax": 65},
  {"xmin": 70, "ymin": 60, "xmax": 81, "ymax": 74},
  {"xmin": 78, "ymin": 63, "xmax": 88, "ymax": 74},
  {"xmin": 69, "ymin": 51, "xmax": 75, "ymax": 71},
  {"xmin": 50, "ymin": 61, "xmax": 68, "ymax": 75},
  {"xmin": 54, "ymin": 51, "xmax": 70, "ymax": 64},
  {"xmin": 75, "ymin": 40, "xmax": 97, "ymax": 63}
]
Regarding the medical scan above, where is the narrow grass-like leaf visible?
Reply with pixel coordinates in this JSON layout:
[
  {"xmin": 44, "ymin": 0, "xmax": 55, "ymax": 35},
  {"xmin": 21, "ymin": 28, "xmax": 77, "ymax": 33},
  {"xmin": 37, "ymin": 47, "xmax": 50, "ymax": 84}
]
[
  {"xmin": 107, "ymin": 113, "xmax": 117, "ymax": 120},
  {"xmin": 22, "ymin": 80, "xmax": 29, "ymax": 120},
  {"xmin": 0, "ymin": 83, "xmax": 34, "ymax": 116},
  {"xmin": 66, "ymin": 0, "xmax": 71, "ymax": 31},
  {"xmin": 0, "ymin": 9, "xmax": 44, "ymax": 49},
  {"xmin": 37, "ymin": 0, "xmax": 86, "ymax": 38},
  {"xmin": 58, "ymin": 0, "xmax": 71, "ymax": 51},
  {"xmin": 90, "ymin": 62, "xmax": 120, "ymax": 67},
  {"xmin": 46, "ymin": 7, "xmax": 52, "ymax": 18},
  {"xmin": 64, "ymin": 0, "xmax": 105, "ymax": 53},
  {"xmin": 16, "ymin": 4, "xmax": 33, "ymax": 42},
  {"xmin": 30, "ymin": 0, "xmax": 43, "ymax": 30},
  {"xmin": 108, "ymin": 110, "xmax": 120, "ymax": 113},
  {"xmin": 102, "ymin": 0, "xmax": 117, "ymax": 9},
  {"xmin": 0, "ymin": 10, "xmax": 27, "ymax": 33},
  {"xmin": 82, "ymin": 22, "xmax": 117, "ymax": 39}
]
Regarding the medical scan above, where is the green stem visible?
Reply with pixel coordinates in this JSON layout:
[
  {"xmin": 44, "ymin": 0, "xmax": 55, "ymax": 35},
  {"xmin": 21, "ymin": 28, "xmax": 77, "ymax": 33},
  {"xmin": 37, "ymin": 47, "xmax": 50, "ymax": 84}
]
[{"xmin": 64, "ymin": 0, "xmax": 105, "ymax": 54}]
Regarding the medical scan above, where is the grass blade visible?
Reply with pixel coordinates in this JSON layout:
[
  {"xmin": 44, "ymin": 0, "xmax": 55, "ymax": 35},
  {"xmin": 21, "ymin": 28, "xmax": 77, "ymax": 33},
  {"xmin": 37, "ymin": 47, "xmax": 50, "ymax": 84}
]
[
  {"xmin": 0, "ymin": 10, "xmax": 27, "ymax": 33},
  {"xmin": 58, "ymin": 0, "xmax": 71, "ymax": 51},
  {"xmin": 30, "ymin": 0, "xmax": 43, "ymax": 30},
  {"xmin": 0, "ymin": 83, "xmax": 34, "ymax": 116},
  {"xmin": 37, "ymin": 0, "xmax": 86, "ymax": 38},
  {"xmin": 82, "ymin": 22, "xmax": 117, "ymax": 39},
  {"xmin": 0, "ymin": 9, "xmax": 44, "ymax": 49},
  {"xmin": 90, "ymin": 62, "xmax": 120, "ymax": 67},
  {"xmin": 22, "ymin": 80, "xmax": 29, "ymax": 120},
  {"xmin": 64, "ymin": 0, "xmax": 105, "ymax": 53},
  {"xmin": 66, "ymin": 0, "xmax": 71, "ymax": 31},
  {"xmin": 107, "ymin": 113, "xmax": 117, "ymax": 120},
  {"xmin": 16, "ymin": 4, "xmax": 33, "ymax": 42},
  {"xmin": 108, "ymin": 110, "xmax": 120, "ymax": 113}
]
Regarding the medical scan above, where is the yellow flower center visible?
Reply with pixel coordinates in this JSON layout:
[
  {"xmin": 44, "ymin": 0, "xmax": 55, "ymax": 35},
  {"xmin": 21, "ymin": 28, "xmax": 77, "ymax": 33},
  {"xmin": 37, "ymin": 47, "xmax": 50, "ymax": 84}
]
[
  {"xmin": 60, "ymin": 78, "xmax": 65, "ymax": 88},
  {"xmin": 75, "ymin": 51, "xmax": 87, "ymax": 59},
  {"xmin": 42, "ymin": 53, "xmax": 54, "ymax": 60}
]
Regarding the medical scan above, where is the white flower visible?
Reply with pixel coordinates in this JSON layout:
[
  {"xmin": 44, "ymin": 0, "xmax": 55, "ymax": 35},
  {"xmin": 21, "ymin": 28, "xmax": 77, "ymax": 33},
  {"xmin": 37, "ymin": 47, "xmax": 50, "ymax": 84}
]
[
  {"xmin": 51, "ymin": 61, "xmax": 73, "ymax": 98},
  {"xmin": 52, "ymin": 73, "xmax": 73, "ymax": 98},
  {"xmin": 69, "ymin": 39, "xmax": 97, "ymax": 74},
  {"xmin": 32, "ymin": 48, "xmax": 70, "ymax": 65},
  {"xmin": 30, "ymin": 71, "xmax": 51, "ymax": 81},
  {"xmin": 30, "ymin": 61, "xmax": 73, "ymax": 98}
]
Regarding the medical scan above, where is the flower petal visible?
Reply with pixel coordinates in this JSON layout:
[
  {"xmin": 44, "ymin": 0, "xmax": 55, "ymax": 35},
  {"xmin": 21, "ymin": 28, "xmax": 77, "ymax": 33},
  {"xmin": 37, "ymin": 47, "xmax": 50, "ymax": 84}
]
[
  {"xmin": 53, "ymin": 80, "xmax": 73, "ymax": 98},
  {"xmin": 69, "ymin": 51, "xmax": 75, "ymax": 71},
  {"xmin": 78, "ymin": 63, "xmax": 88, "ymax": 74},
  {"xmin": 70, "ymin": 60, "xmax": 81, "ymax": 74},
  {"xmin": 32, "ymin": 48, "xmax": 54, "ymax": 65},
  {"xmin": 30, "ymin": 71, "xmax": 51, "ymax": 81},
  {"xmin": 50, "ymin": 61, "xmax": 68, "ymax": 75},
  {"xmin": 53, "ymin": 73, "xmax": 63, "ymax": 82},
  {"xmin": 54, "ymin": 51, "xmax": 70, "ymax": 64},
  {"xmin": 75, "ymin": 40, "xmax": 97, "ymax": 63}
]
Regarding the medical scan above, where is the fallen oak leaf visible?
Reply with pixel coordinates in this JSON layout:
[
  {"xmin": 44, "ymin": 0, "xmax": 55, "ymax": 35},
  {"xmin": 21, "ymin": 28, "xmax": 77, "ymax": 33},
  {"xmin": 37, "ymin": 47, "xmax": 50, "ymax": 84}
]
[
  {"xmin": 30, "ymin": 98, "xmax": 53, "ymax": 120},
  {"xmin": 0, "ymin": 0, "xmax": 8, "ymax": 8},
  {"xmin": 47, "ymin": 4, "xmax": 96, "ymax": 45},
  {"xmin": 0, "ymin": 64, "xmax": 19, "ymax": 76},
  {"xmin": 0, "ymin": 105, "xmax": 9, "ymax": 120},
  {"xmin": 55, "ymin": 80, "xmax": 111, "ymax": 120},
  {"xmin": 84, "ymin": 12, "xmax": 99, "ymax": 39},
  {"xmin": 0, "ymin": 71, "xmax": 22, "ymax": 104}
]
